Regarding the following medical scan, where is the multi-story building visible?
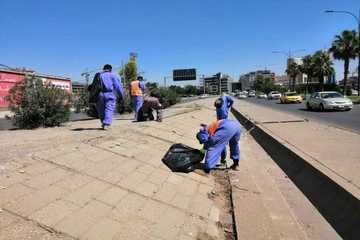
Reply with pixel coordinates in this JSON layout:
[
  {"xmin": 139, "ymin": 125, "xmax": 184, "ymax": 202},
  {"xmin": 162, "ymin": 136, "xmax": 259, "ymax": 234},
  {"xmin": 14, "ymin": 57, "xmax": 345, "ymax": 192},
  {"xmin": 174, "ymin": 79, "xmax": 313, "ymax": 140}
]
[
  {"xmin": 239, "ymin": 70, "xmax": 275, "ymax": 90},
  {"xmin": 274, "ymin": 75, "xmax": 289, "ymax": 86},
  {"xmin": 203, "ymin": 73, "xmax": 233, "ymax": 95}
]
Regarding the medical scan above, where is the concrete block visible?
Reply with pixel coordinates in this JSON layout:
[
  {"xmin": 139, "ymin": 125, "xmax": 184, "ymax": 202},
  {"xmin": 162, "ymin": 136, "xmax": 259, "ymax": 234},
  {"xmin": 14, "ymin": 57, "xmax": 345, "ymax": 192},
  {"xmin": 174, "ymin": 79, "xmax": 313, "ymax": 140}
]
[
  {"xmin": 96, "ymin": 187, "xmax": 128, "ymax": 206},
  {"xmin": 64, "ymin": 180, "xmax": 110, "ymax": 206},
  {"xmin": 55, "ymin": 173, "xmax": 93, "ymax": 192},
  {"xmin": 30, "ymin": 199, "xmax": 79, "ymax": 227},
  {"xmin": 4, "ymin": 185, "xmax": 68, "ymax": 217},
  {"xmin": 134, "ymin": 181, "xmax": 159, "ymax": 197},
  {"xmin": 80, "ymin": 217, "xmax": 122, "ymax": 240},
  {"xmin": 154, "ymin": 182, "xmax": 177, "ymax": 203},
  {"xmin": 0, "ymin": 183, "xmax": 34, "ymax": 206},
  {"xmin": 24, "ymin": 167, "xmax": 71, "ymax": 190}
]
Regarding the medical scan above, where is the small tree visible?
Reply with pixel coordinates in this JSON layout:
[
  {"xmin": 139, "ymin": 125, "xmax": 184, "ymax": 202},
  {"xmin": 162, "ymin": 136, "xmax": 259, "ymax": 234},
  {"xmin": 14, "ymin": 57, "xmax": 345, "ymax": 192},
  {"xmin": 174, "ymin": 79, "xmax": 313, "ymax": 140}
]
[
  {"xmin": 6, "ymin": 75, "xmax": 71, "ymax": 129},
  {"xmin": 118, "ymin": 55, "xmax": 138, "ymax": 113}
]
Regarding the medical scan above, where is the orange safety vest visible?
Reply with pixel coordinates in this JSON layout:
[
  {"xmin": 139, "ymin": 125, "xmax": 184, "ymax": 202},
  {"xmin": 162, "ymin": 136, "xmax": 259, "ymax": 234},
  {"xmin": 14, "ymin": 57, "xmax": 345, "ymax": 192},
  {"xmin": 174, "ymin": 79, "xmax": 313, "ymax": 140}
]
[
  {"xmin": 207, "ymin": 120, "xmax": 222, "ymax": 137},
  {"xmin": 130, "ymin": 80, "xmax": 143, "ymax": 96}
]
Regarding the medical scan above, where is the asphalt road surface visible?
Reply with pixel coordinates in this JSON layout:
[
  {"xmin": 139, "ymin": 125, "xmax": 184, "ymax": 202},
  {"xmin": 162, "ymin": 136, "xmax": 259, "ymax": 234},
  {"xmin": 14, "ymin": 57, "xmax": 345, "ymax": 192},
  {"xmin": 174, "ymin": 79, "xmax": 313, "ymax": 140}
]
[{"xmin": 238, "ymin": 97, "xmax": 360, "ymax": 133}]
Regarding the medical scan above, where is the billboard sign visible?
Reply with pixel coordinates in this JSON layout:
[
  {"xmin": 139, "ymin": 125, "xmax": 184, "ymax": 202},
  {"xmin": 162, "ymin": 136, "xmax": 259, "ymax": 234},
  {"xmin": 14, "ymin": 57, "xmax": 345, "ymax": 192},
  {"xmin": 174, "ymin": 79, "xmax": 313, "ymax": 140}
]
[{"xmin": 173, "ymin": 68, "xmax": 196, "ymax": 81}]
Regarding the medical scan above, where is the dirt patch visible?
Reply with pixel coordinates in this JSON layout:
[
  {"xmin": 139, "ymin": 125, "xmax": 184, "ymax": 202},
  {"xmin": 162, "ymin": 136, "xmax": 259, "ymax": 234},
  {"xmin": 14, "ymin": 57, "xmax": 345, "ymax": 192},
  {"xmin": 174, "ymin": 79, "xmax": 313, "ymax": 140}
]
[{"xmin": 209, "ymin": 170, "xmax": 236, "ymax": 240}]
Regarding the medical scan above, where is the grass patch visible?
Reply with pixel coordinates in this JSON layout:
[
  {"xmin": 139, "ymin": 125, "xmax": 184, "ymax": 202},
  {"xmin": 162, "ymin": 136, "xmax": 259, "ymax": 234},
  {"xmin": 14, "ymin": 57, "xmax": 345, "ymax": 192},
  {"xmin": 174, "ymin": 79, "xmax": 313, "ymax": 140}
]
[{"xmin": 348, "ymin": 96, "xmax": 360, "ymax": 104}]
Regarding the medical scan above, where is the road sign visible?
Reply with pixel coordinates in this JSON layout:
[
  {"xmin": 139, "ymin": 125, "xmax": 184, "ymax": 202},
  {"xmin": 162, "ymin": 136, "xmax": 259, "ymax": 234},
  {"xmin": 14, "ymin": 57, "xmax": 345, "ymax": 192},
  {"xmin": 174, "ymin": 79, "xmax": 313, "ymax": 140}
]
[{"xmin": 173, "ymin": 69, "xmax": 196, "ymax": 81}]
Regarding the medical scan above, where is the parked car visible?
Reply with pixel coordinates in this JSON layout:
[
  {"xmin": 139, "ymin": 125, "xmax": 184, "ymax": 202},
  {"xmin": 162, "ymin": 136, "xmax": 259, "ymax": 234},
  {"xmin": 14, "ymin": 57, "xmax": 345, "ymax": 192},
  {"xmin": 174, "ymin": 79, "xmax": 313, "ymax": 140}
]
[
  {"xmin": 248, "ymin": 91, "xmax": 256, "ymax": 97},
  {"xmin": 267, "ymin": 91, "xmax": 281, "ymax": 100},
  {"xmin": 257, "ymin": 92, "xmax": 267, "ymax": 99},
  {"xmin": 237, "ymin": 92, "xmax": 247, "ymax": 99},
  {"xmin": 280, "ymin": 92, "xmax": 303, "ymax": 104},
  {"xmin": 306, "ymin": 91, "xmax": 353, "ymax": 111}
]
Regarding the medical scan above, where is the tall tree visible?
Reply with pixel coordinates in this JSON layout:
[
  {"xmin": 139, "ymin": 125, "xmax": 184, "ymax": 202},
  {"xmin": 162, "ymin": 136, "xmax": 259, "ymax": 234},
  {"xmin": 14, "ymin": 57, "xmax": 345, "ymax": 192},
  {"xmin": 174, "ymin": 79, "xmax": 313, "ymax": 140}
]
[
  {"xmin": 300, "ymin": 54, "xmax": 315, "ymax": 95},
  {"xmin": 312, "ymin": 50, "xmax": 334, "ymax": 91},
  {"xmin": 119, "ymin": 55, "xmax": 138, "ymax": 89},
  {"xmin": 330, "ymin": 30, "xmax": 358, "ymax": 95},
  {"xmin": 286, "ymin": 62, "xmax": 300, "ymax": 91}
]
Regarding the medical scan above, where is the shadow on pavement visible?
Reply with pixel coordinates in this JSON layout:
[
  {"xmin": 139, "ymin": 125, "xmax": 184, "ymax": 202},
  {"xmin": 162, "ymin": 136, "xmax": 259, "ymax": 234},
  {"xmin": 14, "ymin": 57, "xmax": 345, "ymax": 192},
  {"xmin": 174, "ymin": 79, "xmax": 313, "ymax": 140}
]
[{"xmin": 70, "ymin": 127, "xmax": 104, "ymax": 131}]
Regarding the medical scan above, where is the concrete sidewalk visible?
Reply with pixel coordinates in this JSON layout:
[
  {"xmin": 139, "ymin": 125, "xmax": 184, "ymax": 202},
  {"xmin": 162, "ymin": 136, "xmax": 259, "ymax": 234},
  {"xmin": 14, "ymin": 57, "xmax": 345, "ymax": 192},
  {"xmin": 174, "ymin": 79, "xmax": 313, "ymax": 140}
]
[
  {"xmin": 232, "ymin": 99, "xmax": 360, "ymax": 199},
  {"xmin": 0, "ymin": 101, "xmax": 233, "ymax": 240}
]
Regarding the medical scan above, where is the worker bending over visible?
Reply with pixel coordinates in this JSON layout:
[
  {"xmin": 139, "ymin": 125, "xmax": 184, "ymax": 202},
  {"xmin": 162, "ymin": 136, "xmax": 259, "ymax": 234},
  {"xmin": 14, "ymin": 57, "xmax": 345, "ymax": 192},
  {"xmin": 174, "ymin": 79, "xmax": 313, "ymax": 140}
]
[
  {"xmin": 197, "ymin": 119, "xmax": 242, "ymax": 172},
  {"xmin": 137, "ymin": 93, "xmax": 162, "ymax": 122},
  {"xmin": 214, "ymin": 94, "xmax": 234, "ymax": 120}
]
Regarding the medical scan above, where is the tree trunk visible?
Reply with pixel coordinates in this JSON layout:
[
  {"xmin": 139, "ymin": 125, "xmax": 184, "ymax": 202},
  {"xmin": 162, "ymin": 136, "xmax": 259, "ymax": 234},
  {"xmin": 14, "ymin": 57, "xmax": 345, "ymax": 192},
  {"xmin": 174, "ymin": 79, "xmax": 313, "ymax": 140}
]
[
  {"xmin": 320, "ymin": 74, "xmax": 324, "ymax": 91},
  {"xmin": 343, "ymin": 58, "xmax": 349, "ymax": 95},
  {"xmin": 292, "ymin": 76, "xmax": 296, "ymax": 91}
]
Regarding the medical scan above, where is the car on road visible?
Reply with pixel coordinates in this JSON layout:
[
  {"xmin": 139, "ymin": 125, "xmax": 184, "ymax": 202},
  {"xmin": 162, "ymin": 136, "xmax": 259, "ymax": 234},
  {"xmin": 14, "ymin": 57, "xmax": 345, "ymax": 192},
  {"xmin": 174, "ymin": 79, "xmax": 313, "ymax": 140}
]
[
  {"xmin": 267, "ymin": 91, "xmax": 281, "ymax": 100},
  {"xmin": 257, "ymin": 92, "xmax": 267, "ymax": 99},
  {"xmin": 280, "ymin": 92, "xmax": 303, "ymax": 104},
  {"xmin": 306, "ymin": 91, "xmax": 353, "ymax": 111}
]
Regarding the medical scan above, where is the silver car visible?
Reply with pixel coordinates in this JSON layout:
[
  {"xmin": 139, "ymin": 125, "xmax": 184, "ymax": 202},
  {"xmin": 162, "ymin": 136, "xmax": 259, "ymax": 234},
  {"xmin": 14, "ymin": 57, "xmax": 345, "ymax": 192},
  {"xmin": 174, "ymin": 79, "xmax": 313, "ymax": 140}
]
[{"xmin": 306, "ymin": 91, "xmax": 353, "ymax": 111}]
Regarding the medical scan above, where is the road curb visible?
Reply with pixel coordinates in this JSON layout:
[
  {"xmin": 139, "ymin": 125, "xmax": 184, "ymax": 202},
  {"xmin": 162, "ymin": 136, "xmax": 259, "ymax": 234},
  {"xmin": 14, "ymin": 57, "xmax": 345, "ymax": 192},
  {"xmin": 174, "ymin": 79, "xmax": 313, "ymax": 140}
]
[{"xmin": 231, "ymin": 107, "xmax": 360, "ymax": 240}]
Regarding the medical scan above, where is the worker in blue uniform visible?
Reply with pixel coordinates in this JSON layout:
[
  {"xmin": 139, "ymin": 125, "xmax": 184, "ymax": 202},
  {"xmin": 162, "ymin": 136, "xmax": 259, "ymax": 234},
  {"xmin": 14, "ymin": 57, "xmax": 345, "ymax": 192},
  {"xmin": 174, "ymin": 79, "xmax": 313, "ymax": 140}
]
[
  {"xmin": 96, "ymin": 64, "xmax": 124, "ymax": 130},
  {"xmin": 130, "ymin": 76, "xmax": 146, "ymax": 121},
  {"xmin": 215, "ymin": 94, "xmax": 234, "ymax": 120},
  {"xmin": 196, "ymin": 119, "xmax": 242, "ymax": 172},
  {"xmin": 214, "ymin": 94, "xmax": 234, "ymax": 162}
]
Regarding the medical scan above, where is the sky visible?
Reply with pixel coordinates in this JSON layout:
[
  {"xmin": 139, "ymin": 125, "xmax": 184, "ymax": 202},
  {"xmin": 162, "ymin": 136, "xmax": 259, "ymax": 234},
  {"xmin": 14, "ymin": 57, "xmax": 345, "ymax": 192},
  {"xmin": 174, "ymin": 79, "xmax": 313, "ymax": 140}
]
[{"xmin": 0, "ymin": 0, "xmax": 359, "ymax": 86}]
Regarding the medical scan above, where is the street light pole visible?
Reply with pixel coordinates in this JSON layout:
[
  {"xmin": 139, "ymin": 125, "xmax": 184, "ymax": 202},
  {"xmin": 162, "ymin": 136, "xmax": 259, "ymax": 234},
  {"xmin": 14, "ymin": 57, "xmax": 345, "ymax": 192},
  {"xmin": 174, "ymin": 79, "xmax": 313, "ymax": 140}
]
[{"xmin": 325, "ymin": 9, "xmax": 360, "ymax": 96}]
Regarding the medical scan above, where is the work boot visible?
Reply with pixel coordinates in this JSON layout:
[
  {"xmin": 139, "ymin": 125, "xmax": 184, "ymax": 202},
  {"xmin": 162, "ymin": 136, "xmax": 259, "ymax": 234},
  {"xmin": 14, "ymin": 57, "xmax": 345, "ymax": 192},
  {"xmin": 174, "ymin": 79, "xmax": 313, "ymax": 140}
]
[
  {"xmin": 230, "ymin": 163, "xmax": 239, "ymax": 171},
  {"xmin": 102, "ymin": 125, "xmax": 110, "ymax": 131}
]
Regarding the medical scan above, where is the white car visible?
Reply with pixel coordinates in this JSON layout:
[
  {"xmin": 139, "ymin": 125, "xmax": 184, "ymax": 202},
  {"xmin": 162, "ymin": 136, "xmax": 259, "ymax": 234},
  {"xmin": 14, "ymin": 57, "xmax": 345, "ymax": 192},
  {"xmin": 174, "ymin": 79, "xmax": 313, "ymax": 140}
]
[
  {"xmin": 248, "ymin": 91, "xmax": 256, "ymax": 97},
  {"xmin": 306, "ymin": 91, "xmax": 353, "ymax": 111},
  {"xmin": 257, "ymin": 93, "xmax": 267, "ymax": 99},
  {"xmin": 267, "ymin": 91, "xmax": 281, "ymax": 100},
  {"xmin": 237, "ymin": 92, "xmax": 247, "ymax": 99}
]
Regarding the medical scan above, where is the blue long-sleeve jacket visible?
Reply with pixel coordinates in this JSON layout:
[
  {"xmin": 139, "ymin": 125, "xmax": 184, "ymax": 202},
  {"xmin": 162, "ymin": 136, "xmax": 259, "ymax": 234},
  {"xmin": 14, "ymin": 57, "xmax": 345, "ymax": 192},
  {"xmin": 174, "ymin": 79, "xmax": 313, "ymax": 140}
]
[
  {"xmin": 100, "ymin": 71, "xmax": 124, "ymax": 97},
  {"xmin": 216, "ymin": 96, "xmax": 234, "ymax": 120}
]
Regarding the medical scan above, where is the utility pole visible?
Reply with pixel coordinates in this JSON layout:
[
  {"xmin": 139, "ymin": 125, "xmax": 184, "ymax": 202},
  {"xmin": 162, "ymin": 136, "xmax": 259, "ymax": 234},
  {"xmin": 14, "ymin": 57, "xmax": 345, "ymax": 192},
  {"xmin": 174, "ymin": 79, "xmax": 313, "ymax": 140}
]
[{"xmin": 325, "ymin": 9, "xmax": 360, "ymax": 96}]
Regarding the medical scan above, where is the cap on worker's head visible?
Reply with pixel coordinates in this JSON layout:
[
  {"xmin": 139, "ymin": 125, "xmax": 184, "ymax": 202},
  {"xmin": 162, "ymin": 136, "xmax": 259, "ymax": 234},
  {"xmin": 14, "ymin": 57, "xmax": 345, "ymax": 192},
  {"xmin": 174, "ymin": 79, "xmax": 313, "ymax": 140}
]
[
  {"xmin": 103, "ymin": 64, "xmax": 112, "ymax": 71},
  {"xmin": 137, "ymin": 76, "xmax": 143, "ymax": 81},
  {"xmin": 214, "ymin": 98, "xmax": 223, "ymax": 108}
]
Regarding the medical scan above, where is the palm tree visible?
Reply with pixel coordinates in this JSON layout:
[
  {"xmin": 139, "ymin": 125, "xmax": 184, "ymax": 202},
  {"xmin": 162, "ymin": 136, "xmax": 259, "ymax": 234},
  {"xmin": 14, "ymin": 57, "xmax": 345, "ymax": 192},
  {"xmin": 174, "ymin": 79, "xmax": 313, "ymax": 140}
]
[
  {"xmin": 312, "ymin": 50, "xmax": 335, "ymax": 91},
  {"xmin": 286, "ymin": 62, "xmax": 300, "ymax": 91},
  {"xmin": 330, "ymin": 30, "xmax": 358, "ymax": 95},
  {"xmin": 300, "ymin": 55, "xmax": 315, "ymax": 96}
]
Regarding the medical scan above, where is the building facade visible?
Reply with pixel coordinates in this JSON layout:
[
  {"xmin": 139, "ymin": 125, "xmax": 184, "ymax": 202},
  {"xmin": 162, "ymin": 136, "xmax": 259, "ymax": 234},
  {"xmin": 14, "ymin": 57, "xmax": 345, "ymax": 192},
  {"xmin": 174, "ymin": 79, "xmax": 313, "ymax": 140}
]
[
  {"xmin": 239, "ymin": 70, "xmax": 275, "ymax": 90},
  {"xmin": 203, "ymin": 73, "xmax": 233, "ymax": 95},
  {"xmin": 0, "ymin": 68, "xmax": 72, "ymax": 108}
]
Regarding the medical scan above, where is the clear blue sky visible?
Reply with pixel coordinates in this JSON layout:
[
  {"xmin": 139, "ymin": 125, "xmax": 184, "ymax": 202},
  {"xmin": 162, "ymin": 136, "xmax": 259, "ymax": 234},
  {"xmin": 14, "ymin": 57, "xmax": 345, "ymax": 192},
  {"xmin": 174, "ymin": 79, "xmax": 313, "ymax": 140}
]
[{"xmin": 0, "ymin": 0, "xmax": 359, "ymax": 85}]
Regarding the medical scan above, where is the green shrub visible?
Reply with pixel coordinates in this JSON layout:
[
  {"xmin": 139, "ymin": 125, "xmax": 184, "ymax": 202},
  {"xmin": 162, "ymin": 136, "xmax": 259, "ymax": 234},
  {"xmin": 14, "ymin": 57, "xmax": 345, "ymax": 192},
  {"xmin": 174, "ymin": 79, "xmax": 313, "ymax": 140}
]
[{"xmin": 6, "ymin": 75, "xmax": 71, "ymax": 129}]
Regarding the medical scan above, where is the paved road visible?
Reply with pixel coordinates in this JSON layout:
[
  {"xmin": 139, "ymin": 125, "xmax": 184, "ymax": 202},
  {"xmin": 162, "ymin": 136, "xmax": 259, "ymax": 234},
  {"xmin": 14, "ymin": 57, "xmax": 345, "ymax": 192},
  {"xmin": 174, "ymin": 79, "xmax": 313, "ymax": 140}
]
[{"xmin": 237, "ymin": 97, "xmax": 360, "ymax": 132}]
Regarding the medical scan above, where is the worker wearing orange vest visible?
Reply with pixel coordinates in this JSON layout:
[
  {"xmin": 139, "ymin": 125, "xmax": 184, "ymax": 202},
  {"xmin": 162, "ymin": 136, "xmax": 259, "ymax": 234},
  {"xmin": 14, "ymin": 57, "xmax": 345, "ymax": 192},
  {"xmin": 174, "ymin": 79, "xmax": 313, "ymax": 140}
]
[
  {"xmin": 130, "ymin": 76, "xmax": 145, "ymax": 121},
  {"xmin": 196, "ymin": 119, "xmax": 242, "ymax": 172}
]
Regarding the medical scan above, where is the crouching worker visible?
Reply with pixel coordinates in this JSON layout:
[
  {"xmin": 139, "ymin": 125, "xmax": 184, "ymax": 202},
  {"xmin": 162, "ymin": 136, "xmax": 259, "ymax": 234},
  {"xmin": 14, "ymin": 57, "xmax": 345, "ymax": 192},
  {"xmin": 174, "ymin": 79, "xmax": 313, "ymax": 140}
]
[
  {"xmin": 137, "ymin": 92, "xmax": 162, "ymax": 122},
  {"xmin": 196, "ymin": 119, "xmax": 242, "ymax": 172}
]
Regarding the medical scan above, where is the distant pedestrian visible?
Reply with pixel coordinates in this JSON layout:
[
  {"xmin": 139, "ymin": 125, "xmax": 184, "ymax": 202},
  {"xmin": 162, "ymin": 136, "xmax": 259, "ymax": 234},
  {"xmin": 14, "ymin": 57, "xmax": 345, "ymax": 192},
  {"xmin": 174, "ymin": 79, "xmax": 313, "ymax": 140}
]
[
  {"xmin": 130, "ymin": 76, "xmax": 145, "ymax": 121},
  {"xmin": 215, "ymin": 94, "xmax": 234, "ymax": 120},
  {"xmin": 95, "ymin": 64, "xmax": 124, "ymax": 130},
  {"xmin": 137, "ymin": 92, "xmax": 162, "ymax": 122},
  {"xmin": 196, "ymin": 119, "xmax": 242, "ymax": 172}
]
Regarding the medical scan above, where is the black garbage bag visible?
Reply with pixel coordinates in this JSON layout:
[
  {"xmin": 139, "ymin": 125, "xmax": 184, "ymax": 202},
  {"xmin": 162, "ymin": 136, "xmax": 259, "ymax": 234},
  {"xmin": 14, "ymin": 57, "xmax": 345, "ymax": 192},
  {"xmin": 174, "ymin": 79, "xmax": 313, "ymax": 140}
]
[{"xmin": 162, "ymin": 143, "xmax": 205, "ymax": 173}]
